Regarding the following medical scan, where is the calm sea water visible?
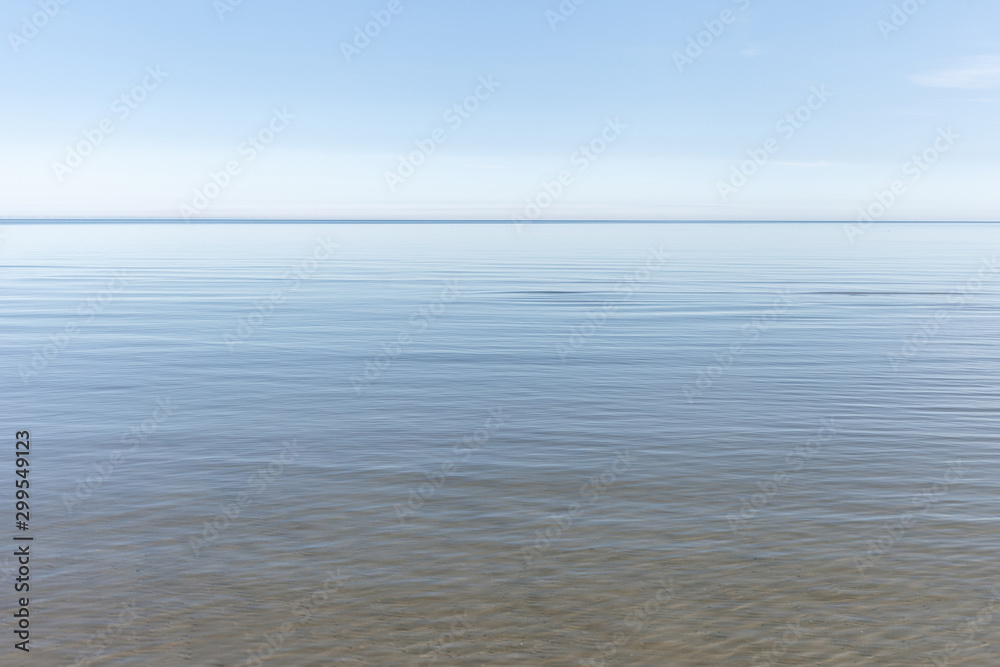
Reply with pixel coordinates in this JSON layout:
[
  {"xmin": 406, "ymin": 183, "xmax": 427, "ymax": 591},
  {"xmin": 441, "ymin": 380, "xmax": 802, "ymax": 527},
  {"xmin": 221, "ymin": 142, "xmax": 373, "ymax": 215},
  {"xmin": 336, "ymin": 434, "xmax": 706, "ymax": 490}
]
[{"xmin": 2, "ymin": 222, "xmax": 999, "ymax": 666}]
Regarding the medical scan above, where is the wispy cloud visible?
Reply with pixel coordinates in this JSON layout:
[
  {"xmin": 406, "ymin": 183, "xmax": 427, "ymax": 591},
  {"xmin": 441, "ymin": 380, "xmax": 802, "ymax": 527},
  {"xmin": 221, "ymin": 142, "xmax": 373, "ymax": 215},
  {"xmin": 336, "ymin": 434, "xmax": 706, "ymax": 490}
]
[
  {"xmin": 773, "ymin": 160, "xmax": 835, "ymax": 167},
  {"xmin": 910, "ymin": 56, "xmax": 1000, "ymax": 89}
]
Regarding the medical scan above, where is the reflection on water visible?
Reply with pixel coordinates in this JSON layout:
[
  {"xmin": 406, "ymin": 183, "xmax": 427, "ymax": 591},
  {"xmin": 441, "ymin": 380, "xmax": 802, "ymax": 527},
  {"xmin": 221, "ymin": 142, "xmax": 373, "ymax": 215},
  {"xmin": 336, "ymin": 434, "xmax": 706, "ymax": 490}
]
[{"xmin": 1, "ymin": 223, "xmax": 999, "ymax": 665}]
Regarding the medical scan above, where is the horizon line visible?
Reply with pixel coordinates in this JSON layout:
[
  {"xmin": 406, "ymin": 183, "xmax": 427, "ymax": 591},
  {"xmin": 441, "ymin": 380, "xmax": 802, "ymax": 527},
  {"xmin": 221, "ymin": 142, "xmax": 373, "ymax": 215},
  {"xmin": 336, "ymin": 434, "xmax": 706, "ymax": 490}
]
[{"xmin": 2, "ymin": 219, "xmax": 999, "ymax": 225}]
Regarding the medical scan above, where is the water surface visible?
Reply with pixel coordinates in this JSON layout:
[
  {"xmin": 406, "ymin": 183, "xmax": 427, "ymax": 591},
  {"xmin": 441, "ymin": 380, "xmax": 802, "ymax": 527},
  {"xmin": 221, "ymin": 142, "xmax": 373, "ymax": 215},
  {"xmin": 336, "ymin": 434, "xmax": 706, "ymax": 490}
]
[{"xmin": 2, "ymin": 222, "xmax": 998, "ymax": 665}]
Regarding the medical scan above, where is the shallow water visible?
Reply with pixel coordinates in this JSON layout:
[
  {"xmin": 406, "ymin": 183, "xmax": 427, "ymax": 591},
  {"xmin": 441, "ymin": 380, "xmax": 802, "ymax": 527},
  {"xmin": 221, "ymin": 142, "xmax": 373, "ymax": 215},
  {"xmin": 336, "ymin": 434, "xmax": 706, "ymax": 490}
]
[{"xmin": 2, "ymin": 222, "xmax": 999, "ymax": 665}]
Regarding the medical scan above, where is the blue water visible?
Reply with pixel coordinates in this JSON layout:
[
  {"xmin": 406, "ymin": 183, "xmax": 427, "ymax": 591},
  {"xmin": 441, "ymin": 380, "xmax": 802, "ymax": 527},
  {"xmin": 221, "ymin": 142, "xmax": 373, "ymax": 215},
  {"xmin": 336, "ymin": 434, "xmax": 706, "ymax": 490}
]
[{"xmin": 2, "ymin": 222, "xmax": 998, "ymax": 665}]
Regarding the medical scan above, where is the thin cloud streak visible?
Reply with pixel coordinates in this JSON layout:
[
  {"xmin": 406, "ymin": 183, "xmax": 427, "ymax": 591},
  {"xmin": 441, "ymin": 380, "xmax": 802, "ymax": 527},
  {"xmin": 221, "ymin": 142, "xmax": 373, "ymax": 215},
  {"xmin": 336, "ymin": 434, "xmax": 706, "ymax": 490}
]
[{"xmin": 910, "ymin": 56, "xmax": 1000, "ymax": 89}]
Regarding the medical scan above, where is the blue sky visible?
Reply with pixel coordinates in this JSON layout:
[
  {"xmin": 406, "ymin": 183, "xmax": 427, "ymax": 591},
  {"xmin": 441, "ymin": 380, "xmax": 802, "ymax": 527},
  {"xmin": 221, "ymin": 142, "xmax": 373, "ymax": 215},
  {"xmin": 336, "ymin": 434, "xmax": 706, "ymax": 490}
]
[{"xmin": 1, "ymin": 0, "xmax": 998, "ymax": 220}]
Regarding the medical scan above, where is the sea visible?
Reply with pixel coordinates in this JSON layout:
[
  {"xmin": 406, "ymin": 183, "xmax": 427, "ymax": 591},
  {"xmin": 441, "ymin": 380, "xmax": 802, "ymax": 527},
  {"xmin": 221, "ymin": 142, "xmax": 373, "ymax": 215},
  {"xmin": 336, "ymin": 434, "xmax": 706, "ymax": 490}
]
[{"xmin": 1, "ymin": 222, "xmax": 998, "ymax": 665}]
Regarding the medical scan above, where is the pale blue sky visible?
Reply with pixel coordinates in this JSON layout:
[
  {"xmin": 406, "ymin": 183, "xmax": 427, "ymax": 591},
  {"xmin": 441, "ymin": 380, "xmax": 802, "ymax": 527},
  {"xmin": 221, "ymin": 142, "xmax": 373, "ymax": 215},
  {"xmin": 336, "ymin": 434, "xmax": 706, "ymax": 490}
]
[{"xmin": 1, "ymin": 0, "xmax": 998, "ymax": 220}]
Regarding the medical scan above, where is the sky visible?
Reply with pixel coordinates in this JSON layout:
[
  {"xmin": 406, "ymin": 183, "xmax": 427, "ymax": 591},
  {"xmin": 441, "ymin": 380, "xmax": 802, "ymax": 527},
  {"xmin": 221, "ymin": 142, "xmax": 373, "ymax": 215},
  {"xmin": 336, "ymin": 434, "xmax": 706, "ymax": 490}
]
[{"xmin": 0, "ymin": 0, "xmax": 998, "ymax": 221}]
